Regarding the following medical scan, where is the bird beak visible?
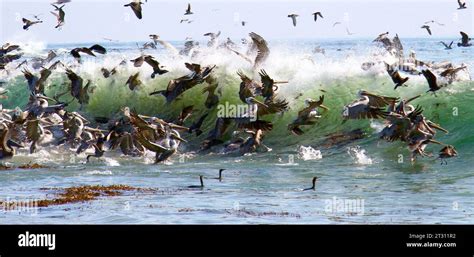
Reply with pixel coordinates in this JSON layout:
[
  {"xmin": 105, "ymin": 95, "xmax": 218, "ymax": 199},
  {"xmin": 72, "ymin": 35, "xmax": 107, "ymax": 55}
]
[
  {"xmin": 428, "ymin": 122, "xmax": 449, "ymax": 134},
  {"xmin": 171, "ymin": 134, "xmax": 187, "ymax": 143},
  {"xmin": 274, "ymin": 81, "xmax": 289, "ymax": 84},
  {"xmin": 428, "ymin": 139, "xmax": 445, "ymax": 146},
  {"xmin": 319, "ymin": 104, "xmax": 330, "ymax": 111},
  {"xmin": 251, "ymin": 98, "xmax": 267, "ymax": 107}
]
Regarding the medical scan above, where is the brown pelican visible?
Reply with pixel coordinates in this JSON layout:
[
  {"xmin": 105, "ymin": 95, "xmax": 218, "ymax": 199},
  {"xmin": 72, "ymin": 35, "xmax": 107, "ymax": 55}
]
[
  {"xmin": 342, "ymin": 91, "xmax": 394, "ymax": 120},
  {"xmin": 70, "ymin": 44, "xmax": 106, "ymax": 63},
  {"xmin": 188, "ymin": 113, "xmax": 208, "ymax": 136},
  {"xmin": 130, "ymin": 55, "xmax": 168, "ymax": 78},
  {"xmin": 239, "ymin": 129, "xmax": 265, "ymax": 155},
  {"xmin": 184, "ymin": 3, "xmax": 193, "ymax": 15},
  {"xmin": 438, "ymin": 145, "xmax": 458, "ymax": 165},
  {"xmin": 288, "ymin": 14, "xmax": 299, "ymax": 27},
  {"xmin": 458, "ymin": 31, "xmax": 472, "ymax": 47},
  {"xmin": 312, "ymin": 12, "xmax": 323, "ymax": 22},
  {"xmin": 66, "ymin": 69, "xmax": 91, "ymax": 109},
  {"xmin": 101, "ymin": 67, "xmax": 117, "ymax": 78},
  {"xmin": 202, "ymin": 76, "xmax": 220, "ymax": 109},
  {"xmin": 125, "ymin": 72, "xmax": 142, "ymax": 91},
  {"xmin": 259, "ymin": 69, "xmax": 288, "ymax": 100},
  {"xmin": 440, "ymin": 41, "xmax": 454, "ymax": 50},
  {"xmin": 213, "ymin": 169, "xmax": 225, "ymax": 182},
  {"xmin": 457, "ymin": 0, "xmax": 467, "ymax": 9},
  {"xmin": 289, "ymin": 95, "xmax": 329, "ymax": 135},
  {"xmin": 439, "ymin": 65, "xmax": 467, "ymax": 83},
  {"xmin": 0, "ymin": 123, "xmax": 16, "ymax": 160},
  {"xmin": 421, "ymin": 25, "xmax": 432, "ymax": 36},
  {"xmin": 200, "ymin": 118, "xmax": 232, "ymax": 151},
  {"xmin": 188, "ymin": 175, "xmax": 204, "ymax": 188},
  {"xmin": 422, "ymin": 69, "xmax": 444, "ymax": 94},
  {"xmin": 303, "ymin": 177, "xmax": 318, "ymax": 191},
  {"xmin": 176, "ymin": 105, "xmax": 194, "ymax": 126},
  {"xmin": 386, "ymin": 64, "xmax": 409, "ymax": 90},
  {"xmin": 124, "ymin": 1, "xmax": 144, "ymax": 19},
  {"xmin": 86, "ymin": 134, "xmax": 106, "ymax": 163},
  {"xmin": 203, "ymin": 31, "xmax": 221, "ymax": 47},
  {"xmin": 50, "ymin": 4, "xmax": 65, "ymax": 29},
  {"xmin": 373, "ymin": 32, "xmax": 389, "ymax": 42},
  {"xmin": 22, "ymin": 18, "xmax": 42, "ymax": 30}
]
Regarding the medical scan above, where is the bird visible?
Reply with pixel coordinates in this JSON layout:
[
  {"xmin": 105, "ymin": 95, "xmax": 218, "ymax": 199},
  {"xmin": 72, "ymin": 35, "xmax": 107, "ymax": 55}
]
[
  {"xmin": 288, "ymin": 95, "xmax": 329, "ymax": 135},
  {"xmin": 440, "ymin": 41, "xmax": 454, "ymax": 50},
  {"xmin": 385, "ymin": 63, "xmax": 409, "ymax": 90},
  {"xmin": 51, "ymin": 0, "xmax": 71, "ymax": 4},
  {"xmin": 421, "ymin": 25, "xmax": 432, "ymax": 35},
  {"xmin": 188, "ymin": 175, "xmax": 205, "ymax": 188},
  {"xmin": 346, "ymin": 27, "xmax": 355, "ymax": 36},
  {"xmin": 184, "ymin": 3, "xmax": 193, "ymax": 15},
  {"xmin": 312, "ymin": 12, "xmax": 323, "ymax": 22},
  {"xmin": 424, "ymin": 20, "xmax": 444, "ymax": 26},
  {"xmin": 86, "ymin": 135, "xmax": 106, "ymax": 163},
  {"xmin": 457, "ymin": 0, "xmax": 467, "ymax": 9},
  {"xmin": 125, "ymin": 72, "xmax": 142, "ymax": 91},
  {"xmin": 249, "ymin": 32, "xmax": 270, "ymax": 69},
  {"xmin": 333, "ymin": 22, "xmax": 341, "ymax": 27},
  {"xmin": 288, "ymin": 14, "xmax": 299, "ymax": 27},
  {"xmin": 458, "ymin": 31, "xmax": 472, "ymax": 47},
  {"xmin": 241, "ymin": 21, "xmax": 246, "ymax": 26},
  {"xmin": 342, "ymin": 91, "xmax": 394, "ymax": 120},
  {"xmin": 22, "ymin": 18, "xmax": 42, "ymax": 30},
  {"xmin": 303, "ymin": 177, "xmax": 318, "ymax": 191},
  {"xmin": 50, "ymin": 4, "xmax": 65, "ymax": 29},
  {"xmin": 438, "ymin": 145, "xmax": 458, "ymax": 165},
  {"xmin": 373, "ymin": 32, "xmax": 389, "ymax": 42},
  {"xmin": 70, "ymin": 44, "xmax": 107, "ymax": 63},
  {"xmin": 188, "ymin": 113, "xmax": 208, "ymax": 136},
  {"xmin": 213, "ymin": 169, "xmax": 225, "ymax": 182},
  {"xmin": 130, "ymin": 55, "xmax": 168, "ymax": 78},
  {"xmin": 124, "ymin": 1, "xmax": 144, "ymax": 19},
  {"xmin": 422, "ymin": 69, "xmax": 443, "ymax": 94}
]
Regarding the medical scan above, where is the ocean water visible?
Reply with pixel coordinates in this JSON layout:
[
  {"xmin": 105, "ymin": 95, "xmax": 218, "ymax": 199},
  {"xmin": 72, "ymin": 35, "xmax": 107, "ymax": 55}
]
[{"xmin": 0, "ymin": 38, "xmax": 473, "ymax": 224}]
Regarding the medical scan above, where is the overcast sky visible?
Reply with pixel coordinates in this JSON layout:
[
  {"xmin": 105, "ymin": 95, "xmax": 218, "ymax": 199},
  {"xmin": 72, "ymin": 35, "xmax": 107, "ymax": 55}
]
[{"xmin": 0, "ymin": 0, "xmax": 472, "ymax": 44}]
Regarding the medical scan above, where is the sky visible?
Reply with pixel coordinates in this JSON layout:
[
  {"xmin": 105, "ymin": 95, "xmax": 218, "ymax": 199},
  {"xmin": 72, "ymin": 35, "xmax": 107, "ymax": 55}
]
[{"xmin": 0, "ymin": 0, "xmax": 472, "ymax": 44}]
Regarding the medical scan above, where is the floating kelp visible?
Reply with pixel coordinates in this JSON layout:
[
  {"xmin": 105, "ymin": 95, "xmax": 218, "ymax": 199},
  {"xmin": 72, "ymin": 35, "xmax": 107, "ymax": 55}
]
[{"xmin": 18, "ymin": 162, "xmax": 50, "ymax": 169}]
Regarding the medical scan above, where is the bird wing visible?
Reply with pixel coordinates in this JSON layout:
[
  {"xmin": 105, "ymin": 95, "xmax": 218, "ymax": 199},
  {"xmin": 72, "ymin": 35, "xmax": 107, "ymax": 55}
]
[
  {"xmin": 155, "ymin": 39, "xmax": 179, "ymax": 55},
  {"xmin": 259, "ymin": 69, "xmax": 274, "ymax": 89},
  {"xmin": 90, "ymin": 44, "xmax": 107, "ymax": 54},
  {"xmin": 460, "ymin": 31, "xmax": 469, "ymax": 44},
  {"xmin": 131, "ymin": 3, "xmax": 143, "ymax": 19},
  {"xmin": 249, "ymin": 32, "xmax": 270, "ymax": 68},
  {"xmin": 440, "ymin": 41, "xmax": 448, "ymax": 48},
  {"xmin": 422, "ymin": 69, "xmax": 438, "ymax": 90},
  {"xmin": 144, "ymin": 55, "xmax": 159, "ymax": 69},
  {"xmin": 134, "ymin": 133, "xmax": 169, "ymax": 153},
  {"xmin": 187, "ymin": 3, "xmax": 191, "ymax": 12}
]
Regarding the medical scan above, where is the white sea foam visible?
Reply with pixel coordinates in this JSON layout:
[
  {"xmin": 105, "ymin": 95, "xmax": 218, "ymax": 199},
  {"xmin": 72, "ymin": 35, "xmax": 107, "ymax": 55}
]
[
  {"xmin": 347, "ymin": 146, "xmax": 373, "ymax": 165},
  {"xmin": 297, "ymin": 145, "xmax": 322, "ymax": 161}
]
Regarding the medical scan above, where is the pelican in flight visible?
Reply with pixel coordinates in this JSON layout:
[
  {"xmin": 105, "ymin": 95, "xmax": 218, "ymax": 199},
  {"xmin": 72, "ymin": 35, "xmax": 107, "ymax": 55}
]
[
  {"xmin": 288, "ymin": 14, "xmax": 299, "ymax": 27},
  {"xmin": 457, "ymin": 0, "xmax": 467, "ymax": 9},
  {"xmin": 385, "ymin": 63, "xmax": 409, "ymax": 90},
  {"xmin": 422, "ymin": 69, "xmax": 444, "ymax": 95},
  {"xmin": 458, "ymin": 31, "xmax": 472, "ymax": 47},
  {"xmin": 288, "ymin": 95, "xmax": 329, "ymax": 135},
  {"xmin": 50, "ymin": 4, "xmax": 65, "ymax": 29},
  {"xmin": 70, "ymin": 44, "xmax": 106, "ymax": 63},
  {"xmin": 312, "ymin": 12, "xmax": 323, "ymax": 22},
  {"xmin": 124, "ymin": 1, "xmax": 144, "ymax": 19},
  {"xmin": 343, "ymin": 91, "xmax": 394, "ymax": 120},
  {"xmin": 421, "ymin": 25, "xmax": 432, "ymax": 35},
  {"xmin": 184, "ymin": 3, "xmax": 193, "ymax": 15},
  {"xmin": 22, "ymin": 18, "xmax": 42, "ymax": 30}
]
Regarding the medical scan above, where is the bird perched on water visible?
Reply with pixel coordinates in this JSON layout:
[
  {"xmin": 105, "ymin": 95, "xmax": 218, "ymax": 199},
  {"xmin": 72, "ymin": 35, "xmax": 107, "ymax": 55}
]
[
  {"xmin": 457, "ymin": 0, "xmax": 467, "ymax": 9},
  {"xmin": 50, "ymin": 4, "xmax": 65, "ymax": 29},
  {"xmin": 288, "ymin": 95, "xmax": 329, "ymax": 135},
  {"xmin": 70, "ymin": 44, "xmax": 107, "ymax": 63},
  {"xmin": 124, "ymin": 0, "xmax": 144, "ymax": 19},
  {"xmin": 184, "ymin": 3, "xmax": 193, "ymax": 15},
  {"xmin": 213, "ymin": 169, "xmax": 226, "ymax": 182},
  {"xmin": 303, "ymin": 177, "xmax": 318, "ymax": 191},
  {"xmin": 458, "ymin": 31, "xmax": 472, "ymax": 47},
  {"xmin": 188, "ymin": 175, "xmax": 205, "ymax": 188},
  {"xmin": 440, "ymin": 41, "xmax": 454, "ymax": 50},
  {"xmin": 22, "ymin": 18, "xmax": 42, "ymax": 30},
  {"xmin": 288, "ymin": 14, "xmax": 299, "ymax": 26},
  {"xmin": 312, "ymin": 12, "xmax": 323, "ymax": 22},
  {"xmin": 125, "ymin": 72, "xmax": 142, "ymax": 91},
  {"xmin": 421, "ymin": 25, "xmax": 432, "ymax": 35}
]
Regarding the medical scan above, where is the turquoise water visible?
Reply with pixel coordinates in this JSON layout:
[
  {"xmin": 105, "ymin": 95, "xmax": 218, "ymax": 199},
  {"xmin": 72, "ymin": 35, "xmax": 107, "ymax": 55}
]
[{"xmin": 0, "ymin": 38, "xmax": 473, "ymax": 224}]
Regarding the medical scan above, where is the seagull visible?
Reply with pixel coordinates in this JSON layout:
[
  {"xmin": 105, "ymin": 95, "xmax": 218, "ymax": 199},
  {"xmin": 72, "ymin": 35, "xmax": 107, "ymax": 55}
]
[
  {"xmin": 124, "ymin": 1, "xmax": 144, "ymax": 19},
  {"xmin": 288, "ymin": 14, "xmax": 299, "ymax": 27},
  {"xmin": 457, "ymin": 0, "xmax": 467, "ymax": 9},
  {"xmin": 421, "ymin": 25, "xmax": 432, "ymax": 35},
  {"xmin": 458, "ymin": 31, "xmax": 472, "ymax": 47},
  {"xmin": 50, "ymin": 4, "xmax": 65, "ymax": 29},
  {"xmin": 22, "ymin": 18, "xmax": 42, "ymax": 30},
  {"xmin": 333, "ymin": 21, "xmax": 341, "ymax": 27},
  {"xmin": 303, "ymin": 177, "xmax": 318, "ymax": 191},
  {"xmin": 346, "ymin": 27, "xmax": 355, "ymax": 35},
  {"xmin": 184, "ymin": 3, "xmax": 193, "ymax": 15},
  {"xmin": 312, "ymin": 12, "xmax": 323, "ymax": 22},
  {"xmin": 440, "ymin": 41, "xmax": 454, "ymax": 50}
]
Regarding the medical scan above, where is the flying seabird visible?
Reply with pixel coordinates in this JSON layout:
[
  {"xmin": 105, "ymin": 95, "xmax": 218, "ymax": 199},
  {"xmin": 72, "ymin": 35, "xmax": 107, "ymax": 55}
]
[
  {"xmin": 385, "ymin": 63, "xmax": 409, "ymax": 90},
  {"xmin": 184, "ymin": 3, "xmax": 193, "ymax": 15},
  {"xmin": 70, "ymin": 44, "xmax": 107, "ymax": 63},
  {"xmin": 342, "ymin": 91, "xmax": 394, "ymax": 120},
  {"xmin": 303, "ymin": 177, "xmax": 318, "ymax": 191},
  {"xmin": 22, "ymin": 18, "xmax": 42, "ymax": 30},
  {"xmin": 242, "ymin": 21, "xmax": 247, "ymax": 26},
  {"xmin": 440, "ymin": 41, "xmax": 454, "ymax": 50},
  {"xmin": 312, "ymin": 12, "xmax": 323, "ymax": 22},
  {"xmin": 458, "ymin": 31, "xmax": 472, "ymax": 47},
  {"xmin": 333, "ymin": 22, "xmax": 341, "ymax": 27},
  {"xmin": 130, "ymin": 55, "xmax": 168, "ymax": 78},
  {"xmin": 421, "ymin": 25, "xmax": 432, "ymax": 36},
  {"xmin": 288, "ymin": 95, "xmax": 329, "ymax": 135},
  {"xmin": 422, "ymin": 69, "xmax": 443, "ymax": 94},
  {"xmin": 288, "ymin": 14, "xmax": 299, "ymax": 27},
  {"xmin": 124, "ymin": 1, "xmax": 144, "ymax": 19},
  {"xmin": 457, "ymin": 0, "xmax": 467, "ymax": 9},
  {"xmin": 125, "ymin": 72, "xmax": 142, "ymax": 91},
  {"xmin": 188, "ymin": 113, "xmax": 208, "ymax": 136},
  {"xmin": 50, "ymin": 4, "xmax": 65, "ymax": 29}
]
